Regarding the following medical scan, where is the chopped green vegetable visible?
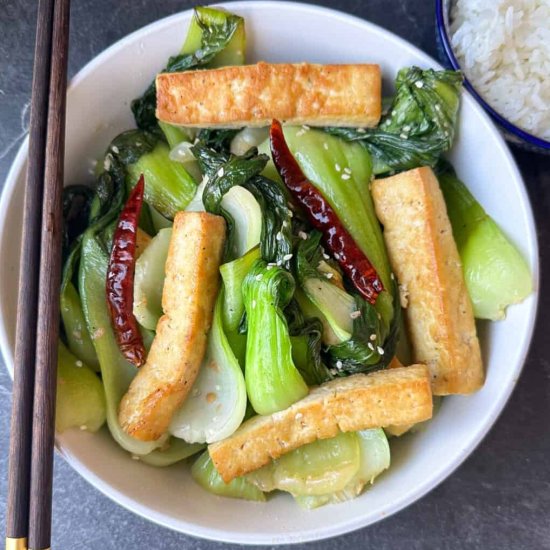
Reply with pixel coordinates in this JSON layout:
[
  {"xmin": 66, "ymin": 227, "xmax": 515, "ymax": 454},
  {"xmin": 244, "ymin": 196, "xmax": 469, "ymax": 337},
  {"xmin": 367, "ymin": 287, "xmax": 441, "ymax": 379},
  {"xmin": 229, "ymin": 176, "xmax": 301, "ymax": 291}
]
[
  {"xmin": 325, "ymin": 67, "xmax": 463, "ymax": 175},
  {"xmin": 220, "ymin": 246, "xmax": 261, "ymax": 332},
  {"xmin": 192, "ymin": 451, "xmax": 265, "ymax": 502},
  {"xmin": 220, "ymin": 186, "xmax": 262, "ymax": 259},
  {"xmin": 169, "ymin": 291, "xmax": 247, "ymax": 443},
  {"xmin": 132, "ymin": 6, "xmax": 245, "ymax": 134},
  {"xmin": 243, "ymin": 261, "xmax": 308, "ymax": 415},
  {"xmin": 158, "ymin": 121, "xmax": 191, "ymax": 149},
  {"xmin": 294, "ymin": 429, "xmax": 390, "ymax": 509},
  {"xmin": 438, "ymin": 164, "xmax": 532, "ymax": 320},
  {"xmin": 56, "ymin": 341, "xmax": 106, "ymax": 433},
  {"xmin": 133, "ymin": 228, "xmax": 172, "ymax": 330},
  {"xmin": 247, "ymin": 432, "xmax": 360, "ymax": 496},
  {"xmin": 139, "ymin": 439, "xmax": 204, "ymax": 467},
  {"xmin": 194, "ymin": 144, "xmax": 293, "ymax": 266}
]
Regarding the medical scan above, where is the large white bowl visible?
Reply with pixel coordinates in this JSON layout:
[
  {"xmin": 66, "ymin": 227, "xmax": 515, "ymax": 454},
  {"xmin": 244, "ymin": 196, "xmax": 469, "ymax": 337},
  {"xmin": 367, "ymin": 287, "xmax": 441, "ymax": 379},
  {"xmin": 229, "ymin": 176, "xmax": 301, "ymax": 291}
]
[{"xmin": 0, "ymin": 1, "xmax": 539, "ymax": 544}]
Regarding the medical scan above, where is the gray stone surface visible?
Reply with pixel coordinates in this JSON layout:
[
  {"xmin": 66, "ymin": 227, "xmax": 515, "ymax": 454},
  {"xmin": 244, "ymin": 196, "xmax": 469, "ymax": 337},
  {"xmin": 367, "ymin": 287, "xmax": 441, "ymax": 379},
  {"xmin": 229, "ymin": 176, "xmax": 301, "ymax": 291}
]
[{"xmin": 1, "ymin": 1, "xmax": 549, "ymax": 548}]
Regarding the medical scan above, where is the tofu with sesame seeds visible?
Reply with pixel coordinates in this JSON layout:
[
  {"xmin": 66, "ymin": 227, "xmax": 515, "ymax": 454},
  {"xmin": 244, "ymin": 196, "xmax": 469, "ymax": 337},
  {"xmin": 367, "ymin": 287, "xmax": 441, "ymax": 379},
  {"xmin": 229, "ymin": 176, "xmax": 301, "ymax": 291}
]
[
  {"xmin": 156, "ymin": 62, "xmax": 381, "ymax": 128},
  {"xmin": 372, "ymin": 167, "xmax": 483, "ymax": 395},
  {"xmin": 208, "ymin": 365, "xmax": 432, "ymax": 483},
  {"xmin": 118, "ymin": 212, "xmax": 226, "ymax": 441}
]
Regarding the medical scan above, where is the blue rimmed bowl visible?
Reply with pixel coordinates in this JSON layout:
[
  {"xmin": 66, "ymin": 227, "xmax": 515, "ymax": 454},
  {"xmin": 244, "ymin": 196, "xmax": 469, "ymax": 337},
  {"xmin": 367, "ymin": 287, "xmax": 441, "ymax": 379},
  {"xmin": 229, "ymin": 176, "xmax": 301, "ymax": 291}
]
[{"xmin": 436, "ymin": 0, "xmax": 550, "ymax": 153}]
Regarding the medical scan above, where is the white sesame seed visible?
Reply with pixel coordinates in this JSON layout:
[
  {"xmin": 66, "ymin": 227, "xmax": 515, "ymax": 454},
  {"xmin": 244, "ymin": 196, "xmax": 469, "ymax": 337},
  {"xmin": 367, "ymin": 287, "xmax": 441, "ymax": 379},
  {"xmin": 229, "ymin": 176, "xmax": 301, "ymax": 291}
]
[
  {"xmin": 336, "ymin": 360, "xmax": 343, "ymax": 369},
  {"xmin": 403, "ymin": 125, "xmax": 411, "ymax": 132},
  {"xmin": 377, "ymin": 346, "xmax": 385, "ymax": 355},
  {"xmin": 302, "ymin": 124, "xmax": 311, "ymax": 131},
  {"xmin": 217, "ymin": 167, "xmax": 225, "ymax": 177},
  {"xmin": 334, "ymin": 252, "xmax": 340, "ymax": 260},
  {"xmin": 323, "ymin": 142, "xmax": 329, "ymax": 150},
  {"xmin": 267, "ymin": 262, "xmax": 277, "ymax": 267},
  {"xmin": 283, "ymin": 253, "xmax": 293, "ymax": 262},
  {"xmin": 344, "ymin": 167, "xmax": 352, "ymax": 174},
  {"xmin": 325, "ymin": 272, "xmax": 333, "ymax": 279},
  {"xmin": 341, "ymin": 174, "xmax": 351, "ymax": 180},
  {"xmin": 111, "ymin": 145, "xmax": 119, "ymax": 154},
  {"xmin": 75, "ymin": 360, "xmax": 83, "ymax": 367},
  {"xmin": 298, "ymin": 231, "xmax": 308, "ymax": 240},
  {"xmin": 251, "ymin": 299, "xmax": 257, "ymax": 308},
  {"xmin": 322, "ymin": 253, "xmax": 330, "ymax": 260},
  {"xmin": 215, "ymin": 385, "xmax": 221, "ymax": 391},
  {"xmin": 266, "ymin": 264, "xmax": 274, "ymax": 270},
  {"xmin": 79, "ymin": 425, "xmax": 87, "ymax": 431},
  {"xmin": 356, "ymin": 128, "xmax": 366, "ymax": 134},
  {"xmin": 255, "ymin": 273, "xmax": 263, "ymax": 281},
  {"xmin": 103, "ymin": 157, "xmax": 111, "ymax": 171},
  {"xmin": 415, "ymin": 81, "xmax": 424, "ymax": 88},
  {"xmin": 335, "ymin": 163, "xmax": 341, "ymax": 172},
  {"xmin": 287, "ymin": 209, "xmax": 294, "ymax": 218},
  {"xmin": 295, "ymin": 412, "xmax": 304, "ymax": 420},
  {"xmin": 435, "ymin": 104, "xmax": 441, "ymax": 111},
  {"xmin": 276, "ymin": 260, "xmax": 283, "ymax": 266},
  {"xmin": 131, "ymin": 454, "xmax": 140, "ymax": 461},
  {"xmin": 283, "ymin": 220, "xmax": 290, "ymax": 228},
  {"xmin": 400, "ymin": 133, "xmax": 408, "ymax": 140},
  {"xmin": 370, "ymin": 334, "xmax": 377, "ymax": 341},
  {"xmin": 390, "ymin": 273, "xmax": 395, "ymax": 280},
  {"xmin": 296, "ymin": 129, "xmax": 306, "ymax": 137},
  {"xmin": 276, "ymin": 232, "xmax": 282, "ymax": 241},
  {"xmin": 350, "ymin": 310, "xmax": 361, "ymax": 319},
  {"xmin": 368, "ymin": 342, "xmax": 375, "ymax": 351}
]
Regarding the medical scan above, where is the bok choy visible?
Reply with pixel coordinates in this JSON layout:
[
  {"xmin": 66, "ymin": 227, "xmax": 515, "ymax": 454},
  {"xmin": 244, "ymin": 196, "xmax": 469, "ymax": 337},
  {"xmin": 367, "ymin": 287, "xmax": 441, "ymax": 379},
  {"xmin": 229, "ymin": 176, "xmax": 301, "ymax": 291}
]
[
  {"xmin": 242, "ymin": 261, "xmax": 308, "ymax": 415},
  {"xmin": 438, "ymin": 164, "xmax": 533, "ymax": 320}
]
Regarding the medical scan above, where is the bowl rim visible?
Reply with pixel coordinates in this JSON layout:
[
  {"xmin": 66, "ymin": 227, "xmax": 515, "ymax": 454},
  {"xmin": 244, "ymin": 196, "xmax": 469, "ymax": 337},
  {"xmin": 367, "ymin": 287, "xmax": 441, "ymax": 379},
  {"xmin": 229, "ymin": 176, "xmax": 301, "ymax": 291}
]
[
  {"xmin": 0, "ymin": 1, "xmax": 540, "ymax": 544},
  {"xmin": 435, "ymin": 0, "xmax": 550, "ymax": 150}
]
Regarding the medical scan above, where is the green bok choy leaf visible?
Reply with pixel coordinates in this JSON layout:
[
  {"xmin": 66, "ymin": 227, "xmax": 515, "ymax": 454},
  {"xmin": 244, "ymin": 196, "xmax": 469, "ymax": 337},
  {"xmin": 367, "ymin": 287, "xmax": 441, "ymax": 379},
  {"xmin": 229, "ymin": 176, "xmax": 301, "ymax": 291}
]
[
  {"xmin": 243, "ymin": 261, "xmax": 308, "ymax": 415},
  {"xmin": 438, "ymin": 164, "xmax": 533, "ymax": 320},
  {"xmin": 325, "ymin": 67, "xmax": 463, "ymax": 175}
]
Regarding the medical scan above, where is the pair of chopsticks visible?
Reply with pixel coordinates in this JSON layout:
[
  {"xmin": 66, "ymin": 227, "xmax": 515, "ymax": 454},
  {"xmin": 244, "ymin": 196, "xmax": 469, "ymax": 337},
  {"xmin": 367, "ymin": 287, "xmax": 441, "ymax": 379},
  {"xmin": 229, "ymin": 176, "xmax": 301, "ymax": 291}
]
[{"xmin": 5, "ymin": 0, "xmax": 71, "ymax": 549}]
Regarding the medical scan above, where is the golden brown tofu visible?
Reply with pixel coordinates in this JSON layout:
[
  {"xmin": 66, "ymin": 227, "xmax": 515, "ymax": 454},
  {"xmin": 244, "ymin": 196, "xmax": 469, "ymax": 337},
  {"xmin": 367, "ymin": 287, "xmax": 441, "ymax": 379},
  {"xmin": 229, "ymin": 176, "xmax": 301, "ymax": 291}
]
[
  {"xmin": 118, "ymin": 212, "xmax": 226, "ymax": 441},
  {"xmin": 156, "ymin": 62, "xmax": 381, "ymax": 128},
  {"xmin": 208, "ymin": 365, "xmax": 432, "ymax": 483},
  {"xmin": 372, "ymin": 167, "xmax": 484, "ymax": 395}
]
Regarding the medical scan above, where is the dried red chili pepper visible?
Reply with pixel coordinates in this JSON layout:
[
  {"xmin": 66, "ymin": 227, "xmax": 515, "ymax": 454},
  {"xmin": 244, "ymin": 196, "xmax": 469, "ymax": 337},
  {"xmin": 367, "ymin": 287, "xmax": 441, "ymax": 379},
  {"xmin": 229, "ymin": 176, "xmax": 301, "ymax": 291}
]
[
  {"xmin": 269, "ymin": 119, "xmax": 384, "ymax": 304},
  {"xmin": 106, "ymin": 174, "xmax": 147, "ymax": 366}
]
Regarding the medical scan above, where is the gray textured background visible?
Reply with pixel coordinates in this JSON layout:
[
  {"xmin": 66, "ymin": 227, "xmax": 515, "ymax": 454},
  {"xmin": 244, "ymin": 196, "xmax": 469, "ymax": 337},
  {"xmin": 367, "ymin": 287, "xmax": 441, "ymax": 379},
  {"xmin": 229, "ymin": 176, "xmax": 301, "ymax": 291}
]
[{"xmin": 1, "ymin": 1, "xmax": 549, "ymax": 549}]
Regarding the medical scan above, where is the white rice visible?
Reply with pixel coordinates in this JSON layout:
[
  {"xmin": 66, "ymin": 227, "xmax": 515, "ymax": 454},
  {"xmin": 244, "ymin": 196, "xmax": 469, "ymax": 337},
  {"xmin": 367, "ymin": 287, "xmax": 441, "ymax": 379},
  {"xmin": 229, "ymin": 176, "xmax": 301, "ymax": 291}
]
[{"xmin": 450, "ymin": 0, "xmax": 550, "ymax": 140}]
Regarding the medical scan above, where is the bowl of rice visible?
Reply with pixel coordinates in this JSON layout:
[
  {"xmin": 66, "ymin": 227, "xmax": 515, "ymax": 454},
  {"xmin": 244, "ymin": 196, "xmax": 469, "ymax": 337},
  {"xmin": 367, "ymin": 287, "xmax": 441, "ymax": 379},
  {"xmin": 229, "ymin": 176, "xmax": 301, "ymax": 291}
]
[{"xmin": 436, "ymin": 0, "xmax": 550, "ymax": 152}]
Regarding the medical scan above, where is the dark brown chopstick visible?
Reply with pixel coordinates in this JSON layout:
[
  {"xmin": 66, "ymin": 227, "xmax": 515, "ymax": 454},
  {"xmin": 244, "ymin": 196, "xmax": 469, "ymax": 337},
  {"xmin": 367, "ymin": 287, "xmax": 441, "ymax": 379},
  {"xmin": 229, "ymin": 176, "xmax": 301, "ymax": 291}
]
[
  {"xmin": 28, "ymin": 0, "xmax": 71, "ymax": 548},
  {"xmin": 5, "ymin": 0, "xmax": 71, "ymax": 549},
  {"xmin": 6, "ymin": 0, "xmax": 56, "ymax": 548}
]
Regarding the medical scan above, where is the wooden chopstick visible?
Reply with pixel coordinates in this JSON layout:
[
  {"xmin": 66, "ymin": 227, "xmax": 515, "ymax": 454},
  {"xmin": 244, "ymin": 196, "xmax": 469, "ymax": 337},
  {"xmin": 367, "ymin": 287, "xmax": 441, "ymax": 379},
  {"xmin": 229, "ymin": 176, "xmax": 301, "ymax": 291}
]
[
  {"xmin": 6, "ymin": 0, "xmax": 56, "ymax": 548},
  {"xmin": 6, "ymin": 0, "xmax": 71, "ymax": 549},
  {"xmin": 28, "ymin": 0, "xmax": 71, "ymax": 547}
]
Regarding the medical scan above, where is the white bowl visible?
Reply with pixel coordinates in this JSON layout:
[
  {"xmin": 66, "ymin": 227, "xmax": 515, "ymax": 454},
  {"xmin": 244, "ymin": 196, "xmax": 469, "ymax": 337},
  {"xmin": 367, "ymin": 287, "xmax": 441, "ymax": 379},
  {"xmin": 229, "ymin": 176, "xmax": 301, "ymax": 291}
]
[{"xmin": 0, "ymin": 1, "xmax": 539, "ymax": 544}]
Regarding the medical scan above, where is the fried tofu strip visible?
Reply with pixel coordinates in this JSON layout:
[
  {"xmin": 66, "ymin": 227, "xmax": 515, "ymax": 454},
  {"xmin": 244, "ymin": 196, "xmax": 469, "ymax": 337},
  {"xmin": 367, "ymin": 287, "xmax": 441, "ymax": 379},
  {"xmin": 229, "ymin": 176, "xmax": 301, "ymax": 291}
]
[
  {"xmin": 209, "ymin": 365, "xmax": 432, "ymax": 483},
  {"xmin": 118, "ymin": 212, "xmax": 226, "ymax": 441},
  {"xmin": 372, "ymin": 167, "xmax": 484, "ymax": 395},
  {"xmin": 156, "ymin": 62, "xmax": 381, "ymax": 128}
]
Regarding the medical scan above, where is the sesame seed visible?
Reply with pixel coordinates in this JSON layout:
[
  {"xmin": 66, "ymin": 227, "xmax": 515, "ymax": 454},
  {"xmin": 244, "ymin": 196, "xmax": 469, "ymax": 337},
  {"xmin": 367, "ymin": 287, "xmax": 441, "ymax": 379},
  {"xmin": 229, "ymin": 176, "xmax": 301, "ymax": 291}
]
[
  {"xmin": 296, "ymin": 129, "xmax": 306, "ymax": 137},
  {"xmin": 403, "ymin": 125, "xmax": 411, "ymax": 132},
  {"xmin": 267, "ymin": 262, "xmax": 277, "ymax": 267},
  {"xmin": 368, "ymin": 342, "xmax": 375, "ymax": 351},
  {"xmin": 415, "ymin": 81, "xmax": 424, "ymax": 88},
  {"xmin": 251, "ymin": 300, "xmax": 257, "ymax": 309},
  {"xmin": 298, "ymin": 231, "xmax": 308, "ymax": 240},
  {"xmin": 356, "ymin": 128, "xmax": 366, "ymax": 133},
  {"xmin": 276, "ymin": 232, "xmax": 282, "ymax": 241},
  {"xmin": 215, "ymin": 385, "xmax": 221, "ymax": 391},
  {"xmin": 255, "ymin": 273, "xmax": 263, "ymax": 281},
  {"xmin": 322, "ymin": 253, "xmax": 330, "ymax": 260},
  {"xmin": 377, "ymin": 346, "xmax": 385, "ymax": 355},
  {"xmin": 370, "ymin": 334, "xmax": 377, "ymax": 341},
  {"xmin": 75, "ymin": 360, "xmax": 83, "ymax": 367},
  {"xmin": 390, "ymin": 273, "xmax": 395, "ymax": 280},
  {"xmin": 323, "ymin": 142, "xmax": 329, "ymax": 150},
  {"xmin": 111, "ymin": 145, "xmax": 119, "ymax": 154},
  {"xmin": 335, "ymin": 163, "xmax": 341, "ymax": 172},
  {"xmin": 336, "ymin": 360, "xmax": 343, "ymax": 369},
  {"xmin": 350, "ymin": 310, "xmax": 361, "ymax": 319},
  {"xmin": 283, "ymin": 253, "xmax": 293, "ymax": 262},
  {"xmin": 295, "ymin": 412, "xmax": 304, "ymax": 420},
  {"xmin": 344, "ymin": 167, "xmax": 352, "ymax": 174},
  {"xmin": 79, "ymin": 425, "xmax": 87, "ymax": 431},
  {"xmin": 435, "ymin": 104, "xmax": 441, "ymax": 111},
  {"xmin": 217, "ymin": 167, "xmax": 225, "ymax": 177},
  {"xmin": 341, "ymin": 174, "xmax": 351, "ymax": 180},
  {"xmin": 302, "ymin": 124, "xmax": 311, "ymax": 131},
  {"xmin": 287, "ymin": 209, "xmax": 294, "ymax": 218},
  {"xmin": 276, "ymin": 260, "xmax": 283, "ymax": 266},
  {"xmin": 334, "ymin": 252, "xmax": 340, "ymax": 260},
  {"xmin": 400, "ymin": 133, "xmax": 408, "ymax": 140},
  {"xmin": 266, "ymin": 264, "xmax": 274, "ymax": 270},
  {"xmin": 325, "ymin": 272, "xmax": 334, "ymax": 279},
  {"xmin": 283, "ymin": 220, "xmax": 290, "ymax": 228},
  {"xmin": 131, "ymin": 455, "xmax": 140, "ymax": 461}
]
